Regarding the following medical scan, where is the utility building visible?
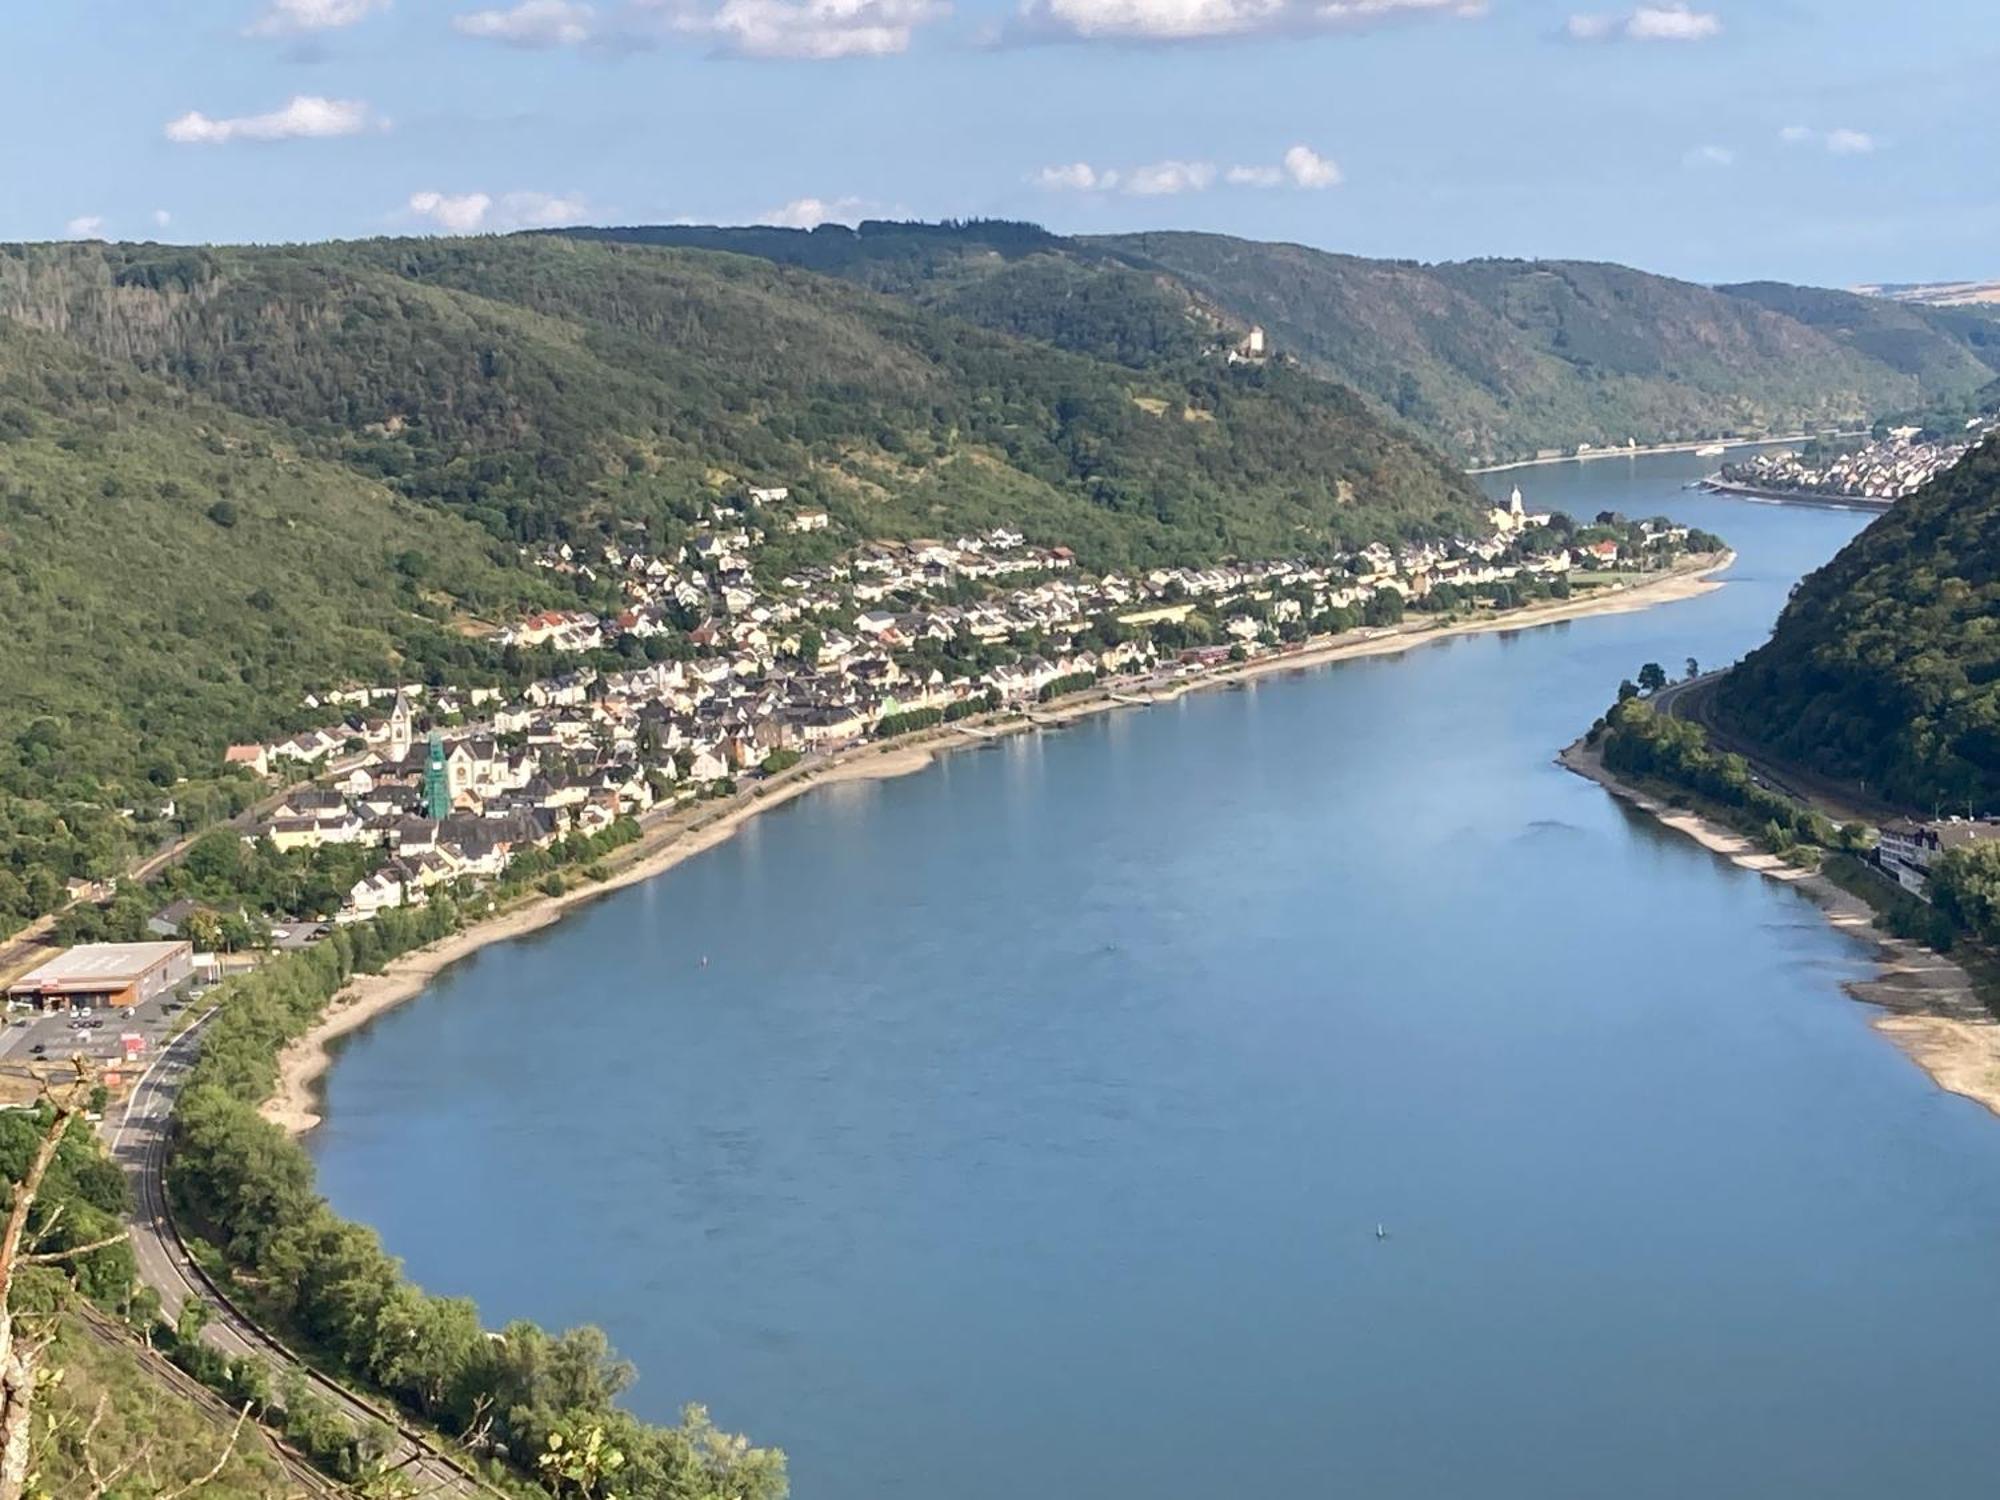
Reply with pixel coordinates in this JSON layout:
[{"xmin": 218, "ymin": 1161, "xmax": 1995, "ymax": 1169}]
[{"xmin": 5, "ymin": 941, "xmax": 193, "ymax": 1012}]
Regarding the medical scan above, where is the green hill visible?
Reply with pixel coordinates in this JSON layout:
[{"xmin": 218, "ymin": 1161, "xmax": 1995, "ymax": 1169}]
[
  {"xmin": 0, "ymin": 311, "xmax": 548, "ymax": 929},
  {"xmin": 1713, "ymin": 435, "xmax": 2000, "ymax": 809},
  {"xmin": 568, "ymin": 222, "xmax": 2000, "ymax": 464},
  {"xmin": 1096, "ymin": 235, "xmax": 2000, "ymax": 463},
  {"xmin": 0, "ymin": 237, "xmax": 1483, "ymax": 566},
  {"xmin": 0, "ymin": 232, "xmax": 1489, "ymax": 934}
]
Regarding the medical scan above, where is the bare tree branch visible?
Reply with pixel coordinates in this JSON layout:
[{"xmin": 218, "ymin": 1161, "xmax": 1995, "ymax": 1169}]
[
  {"xmin": 19, "ymin": 1229, "xmax": 130, "ymax": 1267},
  {"xmin": 151, "ymin": 1402, "xmax": 252, "ymax": 1500}
]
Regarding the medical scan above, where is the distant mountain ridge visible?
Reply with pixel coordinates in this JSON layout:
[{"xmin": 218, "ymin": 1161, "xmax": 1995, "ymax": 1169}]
[
  {"xmin": 558, "ymin": 221, "xmax": 2000, "ymax": 465},
  {"xmin": 1856, "ymin": 280, "xmax": 2000, "ymax": 310}
]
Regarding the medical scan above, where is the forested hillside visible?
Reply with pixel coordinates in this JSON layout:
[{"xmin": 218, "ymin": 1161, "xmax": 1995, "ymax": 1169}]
[
  {"xmin": 1714, "ymin": 435, "xmax": 2000, "ymax": 809},
  {"xmin": 573, "ymin": 222, "xmax": 2000, "ymax": 464},
  {"xmin": 1099, "ymin": 234, "xmax": 2000, "ymax": 462},
  {"xmin": 0, "ymin": 237, "xmax": 1482, "ymax": 564},
  {"xmin": 0, "ymin": 312, "xmax": 549, "ymax": 928}
]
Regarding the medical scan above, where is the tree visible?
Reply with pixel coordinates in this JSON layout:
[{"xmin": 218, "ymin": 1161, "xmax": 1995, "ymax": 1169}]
[
  {"xmin": 1362, "ymin": 589, "xmax": 1404, "ymax": 628},
  {"xmin": 1617, "ymin": 679, "xmax": 1640, "ymax": 703},
  {"xmin": 0, "ymin": 1066, "xmax": 131, "ymax": 1500},
  {"xmin": 1684, "ymin": 656, "xmax": 1700, "ymax": 681},
  {"xmin": 1637, "ymin": 662, "xmax": 1668, "ymax": 694}
]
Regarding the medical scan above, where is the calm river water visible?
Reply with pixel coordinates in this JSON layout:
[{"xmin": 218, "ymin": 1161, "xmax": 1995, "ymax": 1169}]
[{"xmin": 312, "ymin": 453, "xmax": 2000, "ymax": 1499}]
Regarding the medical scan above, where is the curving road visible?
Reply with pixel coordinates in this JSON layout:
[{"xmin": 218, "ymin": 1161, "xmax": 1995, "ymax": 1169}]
[{"xmin": 105, "ymin": 1016, "xmax": 487, "ymax": 1497}]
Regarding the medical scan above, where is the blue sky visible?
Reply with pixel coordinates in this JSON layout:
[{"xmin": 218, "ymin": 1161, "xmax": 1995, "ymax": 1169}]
[{"xmin": 5, "ymin": 0, "xmax": 1993, "ymax": 286}]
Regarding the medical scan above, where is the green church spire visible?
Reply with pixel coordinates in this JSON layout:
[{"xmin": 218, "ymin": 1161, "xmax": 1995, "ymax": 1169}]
[{"xmin": 424, "ymin": 730, "xmax": 450, "ymax": 820}]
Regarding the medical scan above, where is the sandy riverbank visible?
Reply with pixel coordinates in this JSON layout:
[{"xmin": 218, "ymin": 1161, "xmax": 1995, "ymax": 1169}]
[
  {"xmin": 1560, "ymin": 741, "xmax": 2000, "ymax": 1119},
  {"xmin": 260, "ymin": 555, "xmax": 1734, "ymax": 1137}
]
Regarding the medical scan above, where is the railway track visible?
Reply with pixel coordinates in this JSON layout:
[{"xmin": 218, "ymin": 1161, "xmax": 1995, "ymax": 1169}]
[{"xmin": 106, "ymin": 1018, "xmax": 499, "ymax": 1498}]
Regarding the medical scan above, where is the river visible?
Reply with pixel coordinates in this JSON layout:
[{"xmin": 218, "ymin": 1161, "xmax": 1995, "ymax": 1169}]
[{"xmin": 310, "ymin": 452, "xmax": 2000, "ymax": 1499}]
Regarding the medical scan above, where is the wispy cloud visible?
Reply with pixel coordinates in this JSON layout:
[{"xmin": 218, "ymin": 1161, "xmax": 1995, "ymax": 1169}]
[
  {"xmin": 407, "ymin": 189, "xmax": 587, "ymax": 232},
  {"xmin": 1010, "ymin": 0, "xmax": 1481, "ymax": 46},
  {"xmin": 665, "ymin": 0, "xmax": 946, "ymax": 58},
  {"xmin": 153, "ymin": 209, "xmax": 173, "ymax": 228},
  {"xmin": 1125, "ymin": 159, "xmax": 1217, "ymax": 195},
  {"xmin": 165, "ymin": 95, "xmax": 383, "ymax": 144},
  {"xmin": 1567, "ymin": 4, "xmax": 1719, "ymax": 42},
  {"xmin": 760, "ymin": 195, "xmax": 871, "ymax": 227},
  {"xmin": 246, "ymin": 0, "xmax": 391, "ymax": 34},
  {"xmin": 1225, "ymin": 164, "xmax": 1283, "ymax": 187},
  {"xmin": 65, "ymin": 215, "xmax": 106, "ymax": 239},
  {"xmin": 1039, "ymin": 143, "xmax": 1338, "ymax": 196},
  {"xmin": 452, "ymin": 0, "xmax": 596, "ymax": 46},
  {"xmin": 1682, "ymin": 143, "xmax": 1734, "ymax": 168},
  {"xmin": 450, "ymin": 0, "xmax": 942, "ymax": 58},
  {"xmin": 1035, "ymin": 162, "xmax": 1110, "ymax": 190},
  {"xmin": 1780, "ymin": 124, "xmax": 1877, "ymax": 155}
]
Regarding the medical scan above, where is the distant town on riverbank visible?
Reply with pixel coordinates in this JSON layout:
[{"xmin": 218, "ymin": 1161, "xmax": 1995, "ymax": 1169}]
[{"xmin": 1712, "ymin": 417, "xmax": 2000, "ymax": 503}]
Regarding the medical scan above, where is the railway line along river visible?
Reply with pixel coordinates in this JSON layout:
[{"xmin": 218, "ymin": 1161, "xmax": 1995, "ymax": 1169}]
[{"xmin": 309, "ymin": 452, "xmax": 2000, "ymax": 1499}]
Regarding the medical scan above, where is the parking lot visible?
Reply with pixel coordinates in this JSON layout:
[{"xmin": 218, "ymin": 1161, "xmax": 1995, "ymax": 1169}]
[{"xmin": 0, "ymin": 983, "xmax": 206, "ymax": 1080}]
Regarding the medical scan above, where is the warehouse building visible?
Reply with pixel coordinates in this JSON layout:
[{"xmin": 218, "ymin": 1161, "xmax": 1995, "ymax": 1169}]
[{"xmin": 5, "ymin": 941, "xmax": 194, "ymax": 1013}]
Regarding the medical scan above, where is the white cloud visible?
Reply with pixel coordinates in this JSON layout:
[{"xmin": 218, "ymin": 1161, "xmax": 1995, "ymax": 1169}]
[
  {"xmin": 453, "ymin": 0, "xmax": 597, "ymax": 45},
  {"xmin": 1282, "ymin": 143, "xmax": 1341, "ymax": 187},
  {"xmin": 247, "ymin": 0, "xmax": 391, "ymax": 34},
  {"xmin": 471, "ymin": 0, "xmax": 948, "ymax": 58},
  {"xmin": 1016, "ymin": 0, "xmax": 1478, "ymax": 44},
  {"xmin": 1124, "ymin": 159, "xmax": 1217, "ymax": 195},
  {"xmin": 409, "ymin": 191, "xmax": 495, "ymax": 233},
  {"xmin": 667, "ymin": 0, "xmax": 943, "ymax": 58},
  {"xmin": 1779, "ymin": 125, "xmax": 1878, "ymax": 156},
  {"xmin": 1682, "ymin": 143, "xmax": 1734, "ymax": 168},
  {"xmin": 165, "ymin": 95, "xmax": 381, "ymax": 144},
  {"xmin": 407, "ymin": 189, "xmax": 587, "ymax": 233},
  {"xmin": 153, "ymin": 209, "xmax": 173, "ymax": 228},
  {"xmin": 762, "ymin": 195, "xmax": 869, "ymax": 228},
  {"xmin": 499, "ymin": 190, "xmax": 587, "ymax": 225},
  {"xmin": 1035, "ymin": 162, "xmax": 1111, "ymax": 190},
  {"xmin": 65, "ymin": 215, "xmax": 106, "ymax": 239},
  {"xmin": 1041, "ymin": 144, "xmax": 1338, "ymax": 195},
  {"xmin": 1625, "ymin": 3, "xmax": 1718, "ymax": 39},
  {"xmin": 1567, "ymin": 4, "xmax": 1718, "ymax": 41}
]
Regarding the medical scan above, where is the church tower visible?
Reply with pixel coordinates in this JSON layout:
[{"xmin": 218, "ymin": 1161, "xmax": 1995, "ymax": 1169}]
[
  {"xmin": 1509, "ymin": 484, "xmax": 1525, "ymax": 518},
  {"xmin": 423, "ymin": 730, "xmax": 450, "ymax": 820},
  {"xmin": 387, "ymin": 689, "xmax": 413, "ymax": 764}
]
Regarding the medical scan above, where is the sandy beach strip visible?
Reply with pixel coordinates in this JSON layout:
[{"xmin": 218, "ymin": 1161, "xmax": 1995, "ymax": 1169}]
[
  {"xmin": 259, "ymin": 556, "xmax": 1732, "ymax": 1137},
  {"xmin": 1560, "ymin": 741, "xmax": 2000, "ymax": 1119}
]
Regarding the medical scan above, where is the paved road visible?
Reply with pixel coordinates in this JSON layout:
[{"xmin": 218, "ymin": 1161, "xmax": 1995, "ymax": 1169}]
[{"xmin": 104, "ymin": 1017, "xmax": 485, "ymax": 1498}]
